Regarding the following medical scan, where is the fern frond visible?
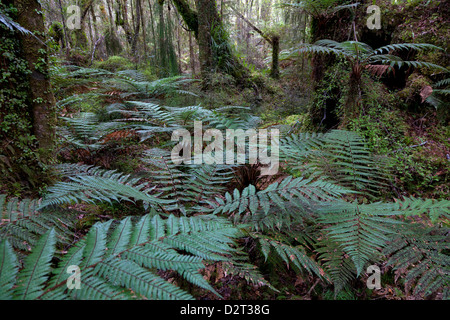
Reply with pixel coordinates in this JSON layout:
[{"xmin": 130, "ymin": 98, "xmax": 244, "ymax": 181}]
[
  {"xmin": 318, "ymin": 201, "xmax": 402, "ymax": 275},
  {"xmin": 317, "ymin": 130, "xmax": 390, "ymax": 195},
  {"xmin": 0, "ymin": 194, "xmax": 41, "ymax": 223},
  {"xmin": 0, "ymin": 195, "xmax": 75, "ymax": 252},
  {"xmin": 373, "ymin": 43, "xmax": 443, "ymax": 55},
  {"xmin": 392, "ymin": 197, "xmax": 450, "ymax": 223},
  {"xmin": 81, "ymin": 221, "xmax": 112, "ymax": 268},
  {"xmin": 141, "ymin": 149, "xmax": 237, "ymax": 215},
  {"xmin": 222, "ymin": 261, "xmax": 278, "ymax": 291},
  {"xmin": 71, "ymin": 270, "xmax": 130, "ymax": 300},
  {"xmin": 0, "ymin": 240, "xmax": 19, "ymax": 299},
  {"xmin": 0, "ymin": 12, "xmax": 39, "ymax": 39},
  {"xmin": 315, "ymin": 238, "xmax": 356, "ymax": 293},
  {"xmin": 93, "ymin": 258, "xmax": 195, "ymax": 300},
  {"xmin": 254, "ymin": 233, "xmax": 327, "ymax": 280},
  {"xmin": 40, "ymin": 169, "xmax": 173, "ymax": 210},
  {"xmin": 2, "ymin": 212, "xmax": 245, "ymax": 300},
  {"xmin": 14, "ymin": 229, "xmax": 57, "ymax": 300},
  {"xmin": 206, "ymin": 176, "xmax": 350, "ymax": 221},
  {"xmin": 297, "ymin": 43, "xmax": 348, "ymax": 58},
  {"xmin": 384, "ymin": 224, "xmax": 450, "ymax": 298}
]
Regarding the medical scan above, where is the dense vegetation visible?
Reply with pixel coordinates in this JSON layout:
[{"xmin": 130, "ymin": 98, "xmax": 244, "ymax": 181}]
[{"xmin": 0, "ymin": 0, "xmax": 448, "ymax": 301}]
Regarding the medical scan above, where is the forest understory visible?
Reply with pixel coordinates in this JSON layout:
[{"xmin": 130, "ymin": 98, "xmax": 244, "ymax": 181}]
[{"xmin": 0, "ymin": 0, "xmax": 449, "ymax": 302}]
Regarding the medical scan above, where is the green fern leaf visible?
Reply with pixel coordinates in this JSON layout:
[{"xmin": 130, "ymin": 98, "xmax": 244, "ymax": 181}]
[
  {"xmin": 0, "ymin": 240, "xmax": 19, "ymax": 299},
  {"xmin": 14, "ymin": 229, "xmax": 57, "ymax": 300},
  {"xmin": 81, "ymin": 221, "xmax": 112, "ymax": 268}
]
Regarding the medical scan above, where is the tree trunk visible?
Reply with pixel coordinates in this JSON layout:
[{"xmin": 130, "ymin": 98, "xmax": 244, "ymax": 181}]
[
  {"xmin": 189, "ymin": 31, "xmax": 196, "ymax": 74},
  {"xmin": 270, "ymin": 35, "xmax": 280, "ymax": 79},
  {"xmin": 131, "ymin": 0, "xmax": 142, "ymax": 55},
  {"xmin": 57, "ymin": 0, "xmax": 70, "ymax": 57},
  {"xmin": 74, "ymin": 0, "xmax": 95, "ymax": 50},
  {"xmin": 14, "ymin": 0, "xmax": 56, "ymax": 153},
  {"xmin": 164, "ymin": 0, "xmax": 250, "ymax": 86},
  {"xmin": 0, "ymin": 0, "xmax": 56, "ymax": 194},
  {"xmin": 121, "ymin": 0, "xmax": 134, "ymax": 50},
  {"xmin": 195, "ymin": 0, "xmax": 214, "ymax": 83}
]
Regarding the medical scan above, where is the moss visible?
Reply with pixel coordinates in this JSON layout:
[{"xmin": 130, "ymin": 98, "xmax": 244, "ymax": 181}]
[
  {"xmin": 397, "ymin": 73, "xmax": 432, "ymax": 109},
  {"xmin": 48, "ymin": 21, "xmax": 64, "ymax": 45},
  {"xmin": 282, "ymin": 114, "xmax": 312, "ymax": 132},
  {"xmin": 94, "ymin": 55, "xmax": 134, "ymax": 72}
]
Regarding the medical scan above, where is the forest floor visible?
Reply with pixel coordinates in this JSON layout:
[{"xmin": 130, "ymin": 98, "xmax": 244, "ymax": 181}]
[{"xmin": 51, "ymin": 63, "xmax": 448, "ymax": 300}]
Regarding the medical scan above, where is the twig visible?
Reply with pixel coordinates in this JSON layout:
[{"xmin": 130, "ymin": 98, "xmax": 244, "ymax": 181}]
[
  {"xmin": 90, "ymin": 36, "xmax": 104, "ymax": 66},
  {"xmin": 307, "ymin": 278, "xmax": 320, "ymax": 296}
]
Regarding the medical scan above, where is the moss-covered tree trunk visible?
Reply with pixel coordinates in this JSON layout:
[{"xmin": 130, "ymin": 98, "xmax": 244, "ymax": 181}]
[
  {"xmin": 74, "ymin": 0, "xmax": 94, "ymax": 50},
  {"xmin": 0, "ymin": 0, "xmax": 56, "ymax": 194},
  {"xmin": 270, "ymin": 35, "xmax": 280, "ymax": 79},
  {"xmin": 195, "ymin": 0, "xmax": 215, "ymax": 83},
  {"xmin": 162, "ymin": 0, "xmax": 249, "ymax": 87},
  {"xmin": 14, "ymin": 0, "xmax": 56, "ymax": 153}
]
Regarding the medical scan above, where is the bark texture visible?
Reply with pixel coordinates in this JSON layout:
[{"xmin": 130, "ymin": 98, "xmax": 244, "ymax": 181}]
[{"xmin": 14, "ymin": 0, "xmax": 56, "ymax": 154}]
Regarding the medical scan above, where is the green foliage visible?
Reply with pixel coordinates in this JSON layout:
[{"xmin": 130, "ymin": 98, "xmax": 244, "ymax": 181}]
[
  {"xmin": 93, "ymin": 56, "xmax": 134, "ymax": 72},
  {"xmin": 425, "ymin": 77, "xmax": 450, "ymax": 117},
  {"xmin": 281, "ymin": 129, "xmax": 391, "ymax": 197},
  {"xmin": 384, "ymin": 224, "xmax": 450, "ymax": 299},
  {"xmin": 0, "ymin": 4, "xmax": 51, "ymax": 195},
  {"xmin": 206, "ymin": 177, "xmax": 350, "ymax": 225},
  {"xmin": 298, "ymin": 40, "xmax": 446, "ymax": 72},
  {"xmin": 0, "ymin": 194, "xmax": 75, "ymax": 252},
  {"xmin": 0, "ymin": 212, "xmax": 245, "ymax": 300},
  {"xmin": 318, "ymin": 201, "xmax": 402, "ymax": 275},
  {"xmin": 53, "ymin": 65, "xmax": 195, "ymax": 108},
  {"xmin": 1, "ymin": 126, "xmax": 449, "ymax": 299},
  {"xmin": 295, "ymin": 39, "xmax": 448, "ymax": 115}
]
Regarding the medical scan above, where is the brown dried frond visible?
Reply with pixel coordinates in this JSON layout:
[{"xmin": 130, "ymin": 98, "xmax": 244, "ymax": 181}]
[
  {"xmin": 365, "ymin": 64, "xmax": 395, "ymax": 78},
  {"xmin": 101, "ymin": 130, "xmax": 138, "ymax": 143}
]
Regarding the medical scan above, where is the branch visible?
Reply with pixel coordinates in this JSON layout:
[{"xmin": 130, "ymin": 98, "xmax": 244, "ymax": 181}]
[
  {"xmin": 170, "ymin": 0, "xmax": 199, "ymax": 38},
  {"xmin": 228, "ymin": 5, "xmax": 272, "ymax": 44},
  {"xmin": 90, "ymin": 36, "xmax": 104, "ymax": 66}
]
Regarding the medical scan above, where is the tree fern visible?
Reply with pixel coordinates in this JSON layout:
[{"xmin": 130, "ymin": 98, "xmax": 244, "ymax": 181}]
[
  {"xmin": 295, "ymin": 39, "xmax": 447, "ymax": 110},
  {"xmin": 298, "ymin": 40, "xmax": 447, "ymax": 72}
]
